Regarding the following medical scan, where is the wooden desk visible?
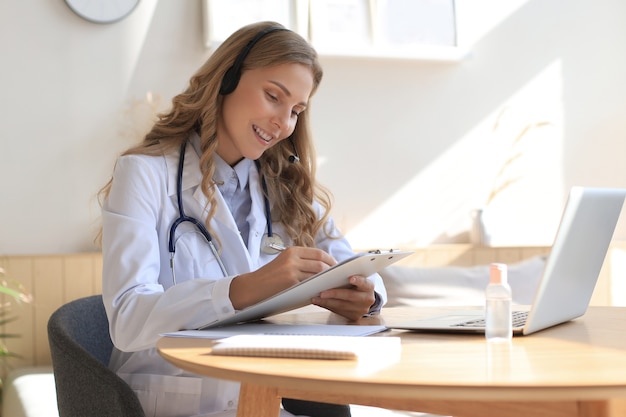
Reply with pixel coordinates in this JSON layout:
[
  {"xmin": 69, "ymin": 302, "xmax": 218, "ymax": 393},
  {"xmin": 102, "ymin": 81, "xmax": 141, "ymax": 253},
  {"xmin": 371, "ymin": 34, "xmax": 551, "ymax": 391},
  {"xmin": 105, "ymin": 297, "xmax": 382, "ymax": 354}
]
[{"xmin": 158, "ymin": 306, "xmax": 626, "ymax": 417}]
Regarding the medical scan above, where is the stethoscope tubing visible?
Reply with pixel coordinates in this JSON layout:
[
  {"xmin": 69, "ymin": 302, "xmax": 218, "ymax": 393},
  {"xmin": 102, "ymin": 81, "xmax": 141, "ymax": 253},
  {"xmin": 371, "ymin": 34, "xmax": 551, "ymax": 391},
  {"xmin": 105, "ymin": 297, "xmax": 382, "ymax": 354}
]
[
  {"xmin": 254, "ymin": 159, "xmax": 274, "ymax": 238},
  {"xmin": 169, "ymin": 141, "xmax": 229, "ymax": 281},
  {"xmin": 168, "ymin": 141, "xmax": 280, "ymax": 284}
]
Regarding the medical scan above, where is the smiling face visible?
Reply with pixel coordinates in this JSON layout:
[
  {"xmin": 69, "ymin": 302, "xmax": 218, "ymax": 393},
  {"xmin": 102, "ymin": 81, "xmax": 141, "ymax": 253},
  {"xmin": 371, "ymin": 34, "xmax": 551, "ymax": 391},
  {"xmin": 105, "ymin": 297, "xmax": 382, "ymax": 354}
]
[{"xmin": 216, "ymin": 63, "xmax": 315, "ymax": 166}]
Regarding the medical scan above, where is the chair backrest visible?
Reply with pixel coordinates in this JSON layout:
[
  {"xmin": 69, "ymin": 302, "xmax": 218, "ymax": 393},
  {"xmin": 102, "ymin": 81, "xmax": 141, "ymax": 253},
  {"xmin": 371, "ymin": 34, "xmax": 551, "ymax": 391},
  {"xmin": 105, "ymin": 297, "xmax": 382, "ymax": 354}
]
[{"xmin": 47, "ymin": 295, "xmax": 145, "ymax": 417}]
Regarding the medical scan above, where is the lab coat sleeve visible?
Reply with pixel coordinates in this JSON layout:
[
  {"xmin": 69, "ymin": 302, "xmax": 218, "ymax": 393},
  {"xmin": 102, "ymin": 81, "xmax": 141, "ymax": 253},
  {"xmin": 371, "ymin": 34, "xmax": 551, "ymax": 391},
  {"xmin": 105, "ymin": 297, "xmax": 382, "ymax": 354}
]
[
  {"xmin": 102, "ymin": 155, "xmax": 236, "ymax": 352},
  {"xmin": 312, "ymin": 205, "xmax": 388, "ymax": 309}
]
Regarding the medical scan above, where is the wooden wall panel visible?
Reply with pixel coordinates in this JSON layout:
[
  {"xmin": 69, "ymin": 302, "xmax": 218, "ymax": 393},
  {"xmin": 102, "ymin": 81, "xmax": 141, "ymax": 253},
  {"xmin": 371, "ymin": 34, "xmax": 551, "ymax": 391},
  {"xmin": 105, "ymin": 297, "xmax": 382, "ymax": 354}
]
[
  {"xmin": 64, "ymin": 254, "xmax": 100, "ymax": 302},
  {"xmin": 0, "ymin": 253, "xmax": 102, "ymax": 380},
  {"xmin": 394, "ymin": 245, "xmax": 552, "ymax": 268},
  {"xmin": 33, "ymin": 257, "xmax": 64, "ymax": 366}
]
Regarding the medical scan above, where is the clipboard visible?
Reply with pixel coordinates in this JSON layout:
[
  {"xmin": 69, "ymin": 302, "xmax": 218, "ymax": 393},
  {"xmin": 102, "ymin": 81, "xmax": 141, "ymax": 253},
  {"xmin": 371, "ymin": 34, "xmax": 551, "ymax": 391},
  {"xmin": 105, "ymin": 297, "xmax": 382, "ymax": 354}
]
[{"xmin": 197, "ymin": 250, "xmax": 413, "ymax": 329}]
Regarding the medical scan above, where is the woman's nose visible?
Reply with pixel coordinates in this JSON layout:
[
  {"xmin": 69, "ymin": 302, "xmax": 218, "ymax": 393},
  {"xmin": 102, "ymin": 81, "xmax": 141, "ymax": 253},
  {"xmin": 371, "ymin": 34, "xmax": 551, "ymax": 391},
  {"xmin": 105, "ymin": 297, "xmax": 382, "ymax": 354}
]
[{"xmin": 271, "ymin": 108, "xmax": 291, "ymax": 130}]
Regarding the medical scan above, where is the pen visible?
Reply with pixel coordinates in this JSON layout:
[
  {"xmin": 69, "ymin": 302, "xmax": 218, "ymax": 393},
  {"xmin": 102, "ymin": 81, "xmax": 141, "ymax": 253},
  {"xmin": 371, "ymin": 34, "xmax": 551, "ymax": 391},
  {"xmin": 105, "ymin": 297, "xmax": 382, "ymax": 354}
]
[{"xmin": 267, "ymin": 242, "xmax": 287, "ymax": 252}]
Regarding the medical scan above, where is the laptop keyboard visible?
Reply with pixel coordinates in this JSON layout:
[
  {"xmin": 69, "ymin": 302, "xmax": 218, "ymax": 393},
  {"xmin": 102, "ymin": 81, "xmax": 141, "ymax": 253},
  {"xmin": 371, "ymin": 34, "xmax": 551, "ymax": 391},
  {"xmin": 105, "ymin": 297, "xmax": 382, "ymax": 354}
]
[{"xmin": 452, "ymin": 311, "xmax": 529, "ymax": 328}]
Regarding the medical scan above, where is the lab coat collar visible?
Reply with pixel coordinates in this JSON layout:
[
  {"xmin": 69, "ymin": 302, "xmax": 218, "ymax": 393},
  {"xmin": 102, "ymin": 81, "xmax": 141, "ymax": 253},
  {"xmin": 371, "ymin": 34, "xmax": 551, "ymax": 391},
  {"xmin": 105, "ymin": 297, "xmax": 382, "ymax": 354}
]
[
  {"xmin": 163, "ymin": 133, "xmax": 235, "ymax": 232},
  {"xmin": 213, "ymin": 154, "xmax": 253, "ymax": 192},
  {"xmin": 163, "ymin": 132, "xmax": 268, "ymax": 268},
  {"xmin": 165, "ymin": 132, "xmax": 266, "ymax": 244}
]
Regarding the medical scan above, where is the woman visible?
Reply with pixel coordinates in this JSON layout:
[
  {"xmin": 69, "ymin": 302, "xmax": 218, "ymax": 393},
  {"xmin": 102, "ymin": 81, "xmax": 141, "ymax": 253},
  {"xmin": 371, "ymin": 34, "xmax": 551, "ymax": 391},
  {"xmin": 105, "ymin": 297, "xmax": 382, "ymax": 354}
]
[{"xmin": 99, "ymin": 21, "xmax": 386, "ymax": 417}]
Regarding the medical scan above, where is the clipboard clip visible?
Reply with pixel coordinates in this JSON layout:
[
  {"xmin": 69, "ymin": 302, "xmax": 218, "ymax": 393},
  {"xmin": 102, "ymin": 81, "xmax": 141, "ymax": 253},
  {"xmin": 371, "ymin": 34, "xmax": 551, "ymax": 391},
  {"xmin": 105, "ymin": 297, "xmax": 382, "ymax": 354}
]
[{"xmin": 367, "ymin": 249, "xmax": 397, "ymax": 254}]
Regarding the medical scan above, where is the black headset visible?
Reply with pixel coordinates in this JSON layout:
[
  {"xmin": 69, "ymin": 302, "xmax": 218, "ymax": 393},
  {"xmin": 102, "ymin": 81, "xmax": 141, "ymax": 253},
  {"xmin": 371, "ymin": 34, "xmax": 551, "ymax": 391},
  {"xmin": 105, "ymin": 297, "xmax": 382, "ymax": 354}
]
[
  {"xmin": 219, "ymin": 25, "xmax": 299, "ymax": 163},
  {"xmin": 219, "ymin": 26, "xmax": 287, "ymax": 95}
]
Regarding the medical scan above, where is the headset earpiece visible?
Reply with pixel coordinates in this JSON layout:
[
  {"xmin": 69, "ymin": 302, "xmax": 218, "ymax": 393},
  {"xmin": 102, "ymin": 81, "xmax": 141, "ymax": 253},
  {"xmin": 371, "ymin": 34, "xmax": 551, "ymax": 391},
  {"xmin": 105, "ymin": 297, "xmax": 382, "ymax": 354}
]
[
  {"xmin": 219, "ymin": 66, "xmax": 239, "ymax": 96},
  {"xmin": 219, "ymin": 26, "xmax": 287, "ymax": 95}
]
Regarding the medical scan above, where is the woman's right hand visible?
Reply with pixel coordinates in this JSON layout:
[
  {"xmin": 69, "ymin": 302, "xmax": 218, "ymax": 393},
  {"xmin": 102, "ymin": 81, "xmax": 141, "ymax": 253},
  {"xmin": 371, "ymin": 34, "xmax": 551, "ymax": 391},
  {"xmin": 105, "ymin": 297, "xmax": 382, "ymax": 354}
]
[{"xmin": 229, "ymin": 247, "xmax": 336, "ymax": 310}]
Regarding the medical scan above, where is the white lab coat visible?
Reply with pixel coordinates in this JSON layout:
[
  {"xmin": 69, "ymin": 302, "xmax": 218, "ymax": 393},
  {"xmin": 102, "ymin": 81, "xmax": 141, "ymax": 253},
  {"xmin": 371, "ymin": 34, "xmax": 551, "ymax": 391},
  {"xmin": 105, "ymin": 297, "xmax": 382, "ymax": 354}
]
[{"xmin": 101, "ymin": 133, "xmax": 387, "ymax": 417}]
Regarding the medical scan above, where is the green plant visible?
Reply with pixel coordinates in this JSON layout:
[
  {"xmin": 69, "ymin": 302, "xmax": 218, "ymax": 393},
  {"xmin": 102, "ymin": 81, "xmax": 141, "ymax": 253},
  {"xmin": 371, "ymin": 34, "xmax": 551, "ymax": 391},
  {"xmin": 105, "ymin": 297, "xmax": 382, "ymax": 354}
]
[{"xmin": 0, "ymin": 266, "xmax": 32, "ymax": 365}]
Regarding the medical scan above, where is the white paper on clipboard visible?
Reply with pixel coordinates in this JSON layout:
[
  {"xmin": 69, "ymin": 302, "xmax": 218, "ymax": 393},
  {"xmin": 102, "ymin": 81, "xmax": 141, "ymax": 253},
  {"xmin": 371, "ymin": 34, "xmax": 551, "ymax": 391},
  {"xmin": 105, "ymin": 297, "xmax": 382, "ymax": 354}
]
[{"xmin": 197, "ymin": 250, "xmax": 413, "ymax": 329}]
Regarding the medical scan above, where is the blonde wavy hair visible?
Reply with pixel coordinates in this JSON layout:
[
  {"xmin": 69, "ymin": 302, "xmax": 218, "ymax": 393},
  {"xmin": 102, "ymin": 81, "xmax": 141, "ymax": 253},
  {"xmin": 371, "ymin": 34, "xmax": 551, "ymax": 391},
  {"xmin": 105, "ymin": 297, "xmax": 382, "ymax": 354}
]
[{"xmin": 98, "ymin": 21, "xmax": 334, "ymax": 248}]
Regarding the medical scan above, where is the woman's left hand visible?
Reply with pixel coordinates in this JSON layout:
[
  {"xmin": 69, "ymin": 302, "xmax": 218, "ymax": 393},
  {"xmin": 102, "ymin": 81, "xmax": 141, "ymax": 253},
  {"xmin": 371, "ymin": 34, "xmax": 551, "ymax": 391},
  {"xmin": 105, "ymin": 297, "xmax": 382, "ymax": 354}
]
[{"xmin": 311, "ymin": 275, "xmax": 376, "ymax": 322}]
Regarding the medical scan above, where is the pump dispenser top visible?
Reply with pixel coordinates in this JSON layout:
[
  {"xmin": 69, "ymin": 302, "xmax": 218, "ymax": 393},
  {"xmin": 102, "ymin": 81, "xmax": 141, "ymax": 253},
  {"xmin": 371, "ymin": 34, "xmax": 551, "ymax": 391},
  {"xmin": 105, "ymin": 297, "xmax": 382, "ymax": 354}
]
[{"xmin": 490, "ymin": 263, "xmax": 507, "ymax": 285}]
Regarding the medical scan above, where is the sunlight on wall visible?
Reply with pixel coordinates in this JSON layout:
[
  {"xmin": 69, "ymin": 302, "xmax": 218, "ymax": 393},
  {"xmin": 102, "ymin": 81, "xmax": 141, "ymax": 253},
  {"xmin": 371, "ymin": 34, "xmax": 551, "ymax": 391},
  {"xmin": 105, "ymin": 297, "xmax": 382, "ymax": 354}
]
[
  {"xmin": 476, "ymin": 59, "xmax": 564, "ymax": 246},
  {"xmin": 455, "ymin": 0, "xmax": 530, "ymax": 48},
  {"xmin": 119, "ymin": 0, "xmax": 158, "ymax": 94},
  {"xmin": 346, "ymin": 59, "xmax": 564, "ymax": 249}
]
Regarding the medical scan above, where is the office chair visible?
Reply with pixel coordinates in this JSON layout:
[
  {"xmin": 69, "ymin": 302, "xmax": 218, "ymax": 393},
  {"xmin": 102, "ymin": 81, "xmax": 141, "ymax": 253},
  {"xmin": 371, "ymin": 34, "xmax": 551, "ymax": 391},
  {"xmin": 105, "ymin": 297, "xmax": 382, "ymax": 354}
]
[{"xmin": 47, "ymin": 295, "xmax": 145, "ymax": 417}]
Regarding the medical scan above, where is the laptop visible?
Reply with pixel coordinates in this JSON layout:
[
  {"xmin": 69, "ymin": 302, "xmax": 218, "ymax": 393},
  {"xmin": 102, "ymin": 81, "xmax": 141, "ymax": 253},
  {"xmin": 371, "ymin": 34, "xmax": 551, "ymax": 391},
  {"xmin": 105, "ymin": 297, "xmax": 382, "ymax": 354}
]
[{"xmin": 390, "ymin": 186, "xmax": 626, "ymax": 336}]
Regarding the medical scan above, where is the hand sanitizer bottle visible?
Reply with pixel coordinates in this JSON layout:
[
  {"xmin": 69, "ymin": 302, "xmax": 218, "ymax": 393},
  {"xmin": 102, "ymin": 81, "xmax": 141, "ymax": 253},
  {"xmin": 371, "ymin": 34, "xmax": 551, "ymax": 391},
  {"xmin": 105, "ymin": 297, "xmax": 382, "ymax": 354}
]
[{"xmin": 485, "ymin": 263, "xmax": 512, "ymax": 342}]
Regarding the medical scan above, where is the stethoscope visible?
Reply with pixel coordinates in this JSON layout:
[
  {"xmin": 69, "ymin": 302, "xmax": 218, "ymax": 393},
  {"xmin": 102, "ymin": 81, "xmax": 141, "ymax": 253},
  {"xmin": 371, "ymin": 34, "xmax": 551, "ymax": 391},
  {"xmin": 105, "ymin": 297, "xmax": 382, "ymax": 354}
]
[{"xmin": 168, "ymin": 141, "xmax": 284, "ymax": 284}]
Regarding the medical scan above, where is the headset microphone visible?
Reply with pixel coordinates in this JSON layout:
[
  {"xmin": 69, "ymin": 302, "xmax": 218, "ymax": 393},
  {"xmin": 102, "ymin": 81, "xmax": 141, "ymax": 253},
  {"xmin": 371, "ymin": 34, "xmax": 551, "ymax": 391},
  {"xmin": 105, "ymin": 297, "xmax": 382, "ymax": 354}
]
[{"xmin": 288, "ymin": 136, "xmax": 300, "ymax": 163}]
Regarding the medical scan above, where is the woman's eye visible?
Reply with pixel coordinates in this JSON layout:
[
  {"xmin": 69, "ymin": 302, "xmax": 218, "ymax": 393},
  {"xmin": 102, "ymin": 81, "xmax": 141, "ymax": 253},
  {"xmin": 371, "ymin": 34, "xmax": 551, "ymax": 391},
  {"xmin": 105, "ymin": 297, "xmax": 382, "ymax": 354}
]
[{"xmin": 266, "ymin": 91, "xmax": 278, "ymax": 101}]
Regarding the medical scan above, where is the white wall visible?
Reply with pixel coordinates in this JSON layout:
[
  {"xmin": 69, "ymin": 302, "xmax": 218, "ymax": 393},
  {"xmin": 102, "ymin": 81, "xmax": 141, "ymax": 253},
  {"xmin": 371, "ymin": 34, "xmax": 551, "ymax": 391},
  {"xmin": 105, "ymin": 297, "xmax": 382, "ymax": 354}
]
[{"xmin": 1, "ymin": 0, "xmax": 625, "ymax": 255}]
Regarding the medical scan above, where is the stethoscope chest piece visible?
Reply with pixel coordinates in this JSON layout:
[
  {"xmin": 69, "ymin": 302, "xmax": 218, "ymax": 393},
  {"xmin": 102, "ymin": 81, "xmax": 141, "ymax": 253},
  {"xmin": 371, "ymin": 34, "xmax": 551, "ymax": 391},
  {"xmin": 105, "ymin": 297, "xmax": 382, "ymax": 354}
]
[{"xmin": 261, "ymin": 233, "xmax": 285, "ymax": 255}]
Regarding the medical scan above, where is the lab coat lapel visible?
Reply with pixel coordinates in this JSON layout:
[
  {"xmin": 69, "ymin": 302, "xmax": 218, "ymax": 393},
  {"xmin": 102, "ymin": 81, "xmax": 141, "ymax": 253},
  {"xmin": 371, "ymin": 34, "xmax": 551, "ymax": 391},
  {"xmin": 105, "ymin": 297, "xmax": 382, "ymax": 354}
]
[
  {"xmin": 198, "ymin": 186, "xmax": 256, "ymax": 275},
  {"xmin": 165, "ymin": 140, "xmax": 233, "ymax": 234},
  {"xmin": 164, "ymin": 139, "xmax": 204, "ymax": 202},
  {"xmin": 182, "ymin": 151, "xmax": 256, "ymax": 274},
  {"xmin": 166, "ymin": 138, "xmax": 254, "ymax": 273},
  {"xmin": 247, "ymin": 163, "xmax": 267, "ymax": 266},
  {"xmin": 167, "ymin": 137, "xmax": 236, "ymax": 235}
]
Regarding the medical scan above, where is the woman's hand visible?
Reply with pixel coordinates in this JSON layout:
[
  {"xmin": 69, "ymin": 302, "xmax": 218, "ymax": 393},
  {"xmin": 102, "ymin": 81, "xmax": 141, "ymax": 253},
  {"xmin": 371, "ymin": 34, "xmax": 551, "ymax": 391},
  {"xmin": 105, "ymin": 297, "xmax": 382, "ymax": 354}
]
[
  {"xmin": 229, "ymin": 246, "xmax": 336, "ymax": 310},
  {"xmin": 312, "ymin": 275, "xmax": 376, "ymax": 322}
]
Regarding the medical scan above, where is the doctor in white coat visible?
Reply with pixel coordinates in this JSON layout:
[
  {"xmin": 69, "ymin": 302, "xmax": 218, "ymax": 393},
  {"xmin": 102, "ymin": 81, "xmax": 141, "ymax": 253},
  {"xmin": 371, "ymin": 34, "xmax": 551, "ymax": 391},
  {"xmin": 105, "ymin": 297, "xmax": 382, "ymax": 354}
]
[{"xmin": 99, "ymin": 22, "xmax": 386, "ymax": 417}]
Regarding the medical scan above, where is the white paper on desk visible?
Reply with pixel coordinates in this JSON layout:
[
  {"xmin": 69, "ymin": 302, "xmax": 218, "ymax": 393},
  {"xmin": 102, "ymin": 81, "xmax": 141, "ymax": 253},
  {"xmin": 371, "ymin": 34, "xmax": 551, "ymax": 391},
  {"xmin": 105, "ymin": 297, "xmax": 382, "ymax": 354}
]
[
  {"xmin": 210, "ymin": 334, "xmax": 402, "ymax": 360},
  {"xmin": 162, "ymin": 323, "xmax": 388, "ymax": 339}
]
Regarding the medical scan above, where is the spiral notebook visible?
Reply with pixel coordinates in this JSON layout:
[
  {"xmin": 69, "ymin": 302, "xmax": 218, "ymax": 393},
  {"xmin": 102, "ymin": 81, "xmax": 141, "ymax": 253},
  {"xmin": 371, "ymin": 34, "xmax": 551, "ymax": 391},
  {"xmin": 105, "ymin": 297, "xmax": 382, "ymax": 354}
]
[{"xmin": 210, "ymin": 334, "xmax": 402, "ymax": 360}]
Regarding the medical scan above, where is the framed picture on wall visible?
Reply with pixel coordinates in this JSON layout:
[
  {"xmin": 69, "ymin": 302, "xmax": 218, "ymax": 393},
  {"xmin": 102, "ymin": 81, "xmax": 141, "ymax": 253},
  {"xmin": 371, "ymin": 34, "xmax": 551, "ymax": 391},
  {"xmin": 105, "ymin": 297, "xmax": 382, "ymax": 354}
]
[{"xmin": 202, "ymin": 0, "xmax": 307, "ymax": 48}]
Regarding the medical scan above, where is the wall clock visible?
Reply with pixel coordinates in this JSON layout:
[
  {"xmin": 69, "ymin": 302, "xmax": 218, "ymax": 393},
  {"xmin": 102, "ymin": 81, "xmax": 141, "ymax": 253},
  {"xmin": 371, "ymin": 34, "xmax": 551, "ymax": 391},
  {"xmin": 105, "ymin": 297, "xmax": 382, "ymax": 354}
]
[{"xmin": 65, "ymin": 0, "xmax": 140, "ymax": 24}]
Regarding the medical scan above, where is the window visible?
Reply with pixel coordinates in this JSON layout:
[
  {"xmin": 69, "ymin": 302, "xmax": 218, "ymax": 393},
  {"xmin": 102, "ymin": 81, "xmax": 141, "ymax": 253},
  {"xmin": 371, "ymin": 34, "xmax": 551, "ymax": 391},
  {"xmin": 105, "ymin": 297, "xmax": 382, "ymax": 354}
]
[{"xmin": 203, "ymin": 0, "xmax": 463, "ymax": 61}]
